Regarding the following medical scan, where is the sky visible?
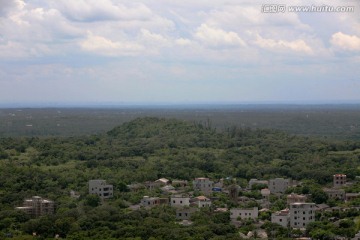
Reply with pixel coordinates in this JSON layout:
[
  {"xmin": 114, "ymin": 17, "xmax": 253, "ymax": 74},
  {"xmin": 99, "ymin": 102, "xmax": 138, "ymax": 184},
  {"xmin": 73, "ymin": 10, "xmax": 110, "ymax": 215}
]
[{"xmin": 0, "ymin": 0, "xmax": 360, "ymax": 106}]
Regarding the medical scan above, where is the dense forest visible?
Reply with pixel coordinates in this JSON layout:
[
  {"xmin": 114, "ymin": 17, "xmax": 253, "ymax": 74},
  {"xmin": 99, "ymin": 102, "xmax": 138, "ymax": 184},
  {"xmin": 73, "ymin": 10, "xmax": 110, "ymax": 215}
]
[{"xmin": 0, "ymin": 117, "xmax": 360, "ymax": 239}]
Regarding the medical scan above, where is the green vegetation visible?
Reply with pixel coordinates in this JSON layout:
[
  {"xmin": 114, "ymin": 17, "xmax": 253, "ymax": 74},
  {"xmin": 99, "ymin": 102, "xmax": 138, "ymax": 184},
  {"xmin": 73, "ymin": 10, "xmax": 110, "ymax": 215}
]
[{"xmin": 0, "ymin": 116, "xmax": 360, "ymax": 239}]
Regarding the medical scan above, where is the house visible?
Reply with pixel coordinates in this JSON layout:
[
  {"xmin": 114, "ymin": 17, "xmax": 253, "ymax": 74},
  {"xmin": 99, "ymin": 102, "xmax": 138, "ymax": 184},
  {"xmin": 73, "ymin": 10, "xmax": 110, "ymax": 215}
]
[
  {"xmin": 324, "ymin": 188, "xmax": 345, "ymax": 201},
  {"xmin": 141, "ymin": 196, "xmax": 160, "ymax": 208},
  {"xmin": 16, "ymin": 196, "xmax": 55, "ymax": 218},
  {"xmin": 271, "ymin": 208, "xmax": 289, "ymax": 228},
  {"xmin": 88, "ymin": 180, "xmax": 113, "ymax": 199},
  {"xmin": 127, "ymin": 183, "xmax": 144, "ymax": 192},
  {"xmin": 176, "ymin": 208, "xmax": 198, "ymax": 220},
  {"xmin": 161, "ymin": 185, "xmax": 176, "ymax": 194},
  {"xmin": 193, "ymin": 178, "xmax": 214, "ymax": 196},
  {"xmin": 172, "ymin": 180, "xmax": 188, "ymax": 188},
  {"xmin": 248, "ymin": 179, "xmax": 268, "ymax": 189},
  {"xmin": 171, "ymin": 195, "xmax": 190, "ymax": 207},
  {"xmin": 70, "ymin": 190, "xmax": 80, "ymax": 199},
  {"xmin": 269, "ymin": 178, "xmax": 291, "ymax": 194},
  {"xmin": 230, "ymin": 207, "xmax": 259, "ymax": 220},
  {"xmin": 345, "ymin": 193, "xmax": 360, "ymax": 202},
  {"xmin": 191, "ymin": 196, "xmax": 212, "ymax": 208},
  {"xmin": 261, "ymin": 188, "xmax": 271, "ymax": 199},
  {"xmin": 287, "ymin": 193, "xmax": 307, "ymax": 205},
  {"xmin": 314, "ymin": 204, "xmax": 330, "ymax": 212},
  {"xmin": 333, "ymin": 174, "xmax": 346, "ymax": 188},
  {"xmin": 289, "ymin": 203, "xmax": 315, "ymax": 228},
  {"xmin": 155, "ymin": 178, "xmax": 170, "ymax": 185}
]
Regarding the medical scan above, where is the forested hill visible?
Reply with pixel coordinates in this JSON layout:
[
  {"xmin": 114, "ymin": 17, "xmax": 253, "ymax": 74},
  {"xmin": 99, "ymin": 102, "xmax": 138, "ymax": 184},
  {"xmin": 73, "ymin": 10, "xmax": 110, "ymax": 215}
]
[{"xmin": 1, "ymin": 117, "xmax": 359, "ymax": 187}]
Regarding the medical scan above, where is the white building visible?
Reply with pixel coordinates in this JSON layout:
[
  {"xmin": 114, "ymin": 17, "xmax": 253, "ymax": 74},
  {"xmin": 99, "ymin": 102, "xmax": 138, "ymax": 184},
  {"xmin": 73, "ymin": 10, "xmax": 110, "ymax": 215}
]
[
  {"xmin": 269, "ymin": 178, "xmax": 291, "ymax": 194},
  {"xmin": 271, "ymin": 209, "xmax": 289, "ymax": 228},
  {"xmin": 88, "ymin": 180, "xmax": 113, "ymax": 199},
  {"xmin": 171, "ymin": 195, "xmax": 190, "ymax": 207},
  {"xmin": 230, "ymin": 207, "xmax": 258, "ymax": 220},
  {"xmin": 333, "ymin": 174, "xmax": 346, "ymax": 188},
  {"xmin": 191, "ymin": 196, "xmax": 212, "ymax": 208},
  {"xmin": 193, "ymin": 178, "xmax": 214, "ymax": 196},
  {"xmin": 289, "ymin": 203, "xmax": 315, "ymax": 228}
]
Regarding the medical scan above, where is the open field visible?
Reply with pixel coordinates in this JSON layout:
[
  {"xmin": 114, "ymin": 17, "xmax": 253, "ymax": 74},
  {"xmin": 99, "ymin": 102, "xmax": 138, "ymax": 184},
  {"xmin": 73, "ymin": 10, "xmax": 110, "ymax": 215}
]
[{"xmin": 1, "ymin": 105, "xmax": 360, "ymax": 139}]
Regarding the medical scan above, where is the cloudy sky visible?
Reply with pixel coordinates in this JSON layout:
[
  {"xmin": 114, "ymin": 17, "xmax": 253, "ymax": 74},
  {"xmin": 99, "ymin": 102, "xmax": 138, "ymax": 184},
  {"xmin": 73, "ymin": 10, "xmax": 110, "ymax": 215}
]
[{"xmin": 0, "ymin": 0, "xmax": 359, "ymax": 105}]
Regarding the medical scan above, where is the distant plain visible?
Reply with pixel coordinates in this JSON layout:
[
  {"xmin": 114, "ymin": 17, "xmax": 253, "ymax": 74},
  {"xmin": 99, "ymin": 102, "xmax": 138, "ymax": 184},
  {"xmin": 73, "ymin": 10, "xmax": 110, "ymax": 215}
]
[{"xmin": 1, "ymin": 105, "xmax": 360, "ymax": 140}]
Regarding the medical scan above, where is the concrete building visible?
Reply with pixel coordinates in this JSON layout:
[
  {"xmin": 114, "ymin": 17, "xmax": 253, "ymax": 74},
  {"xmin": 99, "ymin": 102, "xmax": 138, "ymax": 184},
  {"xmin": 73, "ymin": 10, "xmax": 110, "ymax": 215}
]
[
  {"xmin": 141, "ymin": 196, "xmax": 160, "ymax": 208},
  {"xmin": 193, "ymin": 178, "xmax": 214, "ymax": 196},
  {"xmin": 261, "ymin": 188, "xmax": 271, "ymax": 199},
  {"xmin": 16, "ymin": 196, "xmax": 55, "ymax": 218},
  {"xmin": 269, "ymin": 178, "xmax": 291, "ymax": 194},
  {"xmin": 290, "ymin": 203, "xmax": 315, "ymax": 228},
  {"xmin": 172, "ymin": 180, "xmax": 188, "ymax": 188},
  {"xmin": 230, "ymin": 207, "xmax": 259, "ymax": 220},
  {"xmin": 171, "ymin": 195, "xmax": 190, "ymax": 207},
  {"xmin": 176, "ymin": 208, "xmax": 198, "ymax": 220},
  {"xmin": 191, "ymin": 196, "xmax": 212, "ymax": 208},
  {"xmin": 88, "ymin": 180, "xmax": 113, "ymax": 199},
  {"xmin": 346, "ymin": 193, "xmax": 360, "ymax": 202},
  {"xmin": 248, "ymin": 179, "xmax": 268, "ymax": 189},
  {"xmin": 287, "ymin": 193, "xmax": 307, "ymax": 205},
  {"xmin": 333, "ymin": 174, "xmax": 346, "ymax": 188},
  {"xmin": 324, "ymin": 188, "xmax": 345, "ymax": 201},
  {"xmin": 271, "ymin": 209, "xmax": 290, "ymax": 228}
]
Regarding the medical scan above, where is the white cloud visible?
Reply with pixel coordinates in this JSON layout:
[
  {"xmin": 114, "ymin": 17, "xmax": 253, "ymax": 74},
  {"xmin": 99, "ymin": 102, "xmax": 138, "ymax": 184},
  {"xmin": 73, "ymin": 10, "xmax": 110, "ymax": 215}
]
[
  {"xmin": 0, "ymin": 0, "xmax": 25, "ymax": 16},
  {"xmin": 195, "ymin": 24, "xmax": 246, "ymax": 48},
  {"xmin": 330, "ymin": 32, "xmax": 360, "ymax": 51},
  {"xmin": 140, "ymin": 29, "xmax": 169, "ymax": 46},
  {"xmin": 175, "ymin": 38, "xmax": 192, "ymax": 46},
  {"xmin": 50, "ymin": 0, "xmax": 153, "ymax": 22},
  {"xmin": 80, "ymin": 33, "xmax": 144, "ymax": 56},
  {"xmin": 254, "ymin": 34, "xmax": 313, "ymax": 55}
]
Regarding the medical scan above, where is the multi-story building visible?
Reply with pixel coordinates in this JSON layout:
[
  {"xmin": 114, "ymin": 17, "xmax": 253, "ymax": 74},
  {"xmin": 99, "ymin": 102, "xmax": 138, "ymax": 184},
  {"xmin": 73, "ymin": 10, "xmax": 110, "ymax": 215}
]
[
  {"xmin": 324, "ymin": 188, "xmax": 345, "ymax": 201},
  {"xmin": 269, "ymin": 178, "xmax": 291, "ymax": 194},
  {"xmin": 193, "ymin": 178, "xmax": 214, "ymax": 196},
  {"xmin": 333, "ymin": 174, "xmax": 346, "ymax": 188},
  {"xmin": 271, "ymin": 209, "xmax": 290, "ymax": 228},
  {"xmin": 176, "ymin": 208, "xmax": 198, "ymax": 220},
  {"xmin": 88, "ymin": 180, "xmax": 113, "ymax": 199},
  {"xmin": 141, "ymin": 196, "xmax": 160, "ymax": 208},
  {"xmin": 140, "ymin": 196, "xmax": 168, "ymax": 208},
  {"xmin": 230, "ymin": 207, "xmax": 259, "ymax": 220},
  {"xmin": 289, "ymin": 203, "xmax": 315, "ymax": 228},
  {"xmin": 287, "ymin": 193, "xmax": 307, "ymax": 205},
  {"xmin": 16, "ymin": 196, "xmax": 55, "ymax": 218},
  {"xmin": 170, "ymin": 195, "xmax": 190, "ymax": 207},
  {"xmin": 191, "ymin": 196, "xmax": 212, "ymax": 208}
]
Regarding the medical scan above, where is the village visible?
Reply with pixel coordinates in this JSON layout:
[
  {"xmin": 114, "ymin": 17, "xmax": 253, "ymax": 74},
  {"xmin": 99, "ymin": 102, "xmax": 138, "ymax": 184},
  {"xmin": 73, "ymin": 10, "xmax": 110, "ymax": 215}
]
[{"xmin": 15, "ymin": 174, "xmax": 360, "ymax": 240}]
